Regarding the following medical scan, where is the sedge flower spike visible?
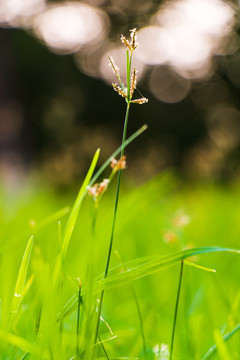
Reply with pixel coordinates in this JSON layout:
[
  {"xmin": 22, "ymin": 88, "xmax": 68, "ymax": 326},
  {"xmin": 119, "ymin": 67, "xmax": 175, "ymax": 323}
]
[
  {"xmin": 108, "ymin": 28, "xmax": 148, "ymax": 105},
  {"xmin": 87, "ymin": 179, "xmax": 110, "ymax": 200},
  {"xmin": 110, "ymin": 156, "xmax": 127, "ymax": 171}
]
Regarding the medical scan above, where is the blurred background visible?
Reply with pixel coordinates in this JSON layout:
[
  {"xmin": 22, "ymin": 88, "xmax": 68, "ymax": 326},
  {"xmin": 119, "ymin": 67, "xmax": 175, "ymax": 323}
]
[{"xmin": 0, "ymin": 0, "xmax": 240, "ymax": 188}]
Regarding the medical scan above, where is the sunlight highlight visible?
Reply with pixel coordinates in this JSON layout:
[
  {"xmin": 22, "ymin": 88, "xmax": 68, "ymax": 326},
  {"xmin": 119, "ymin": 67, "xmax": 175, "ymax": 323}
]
[
  {"xmin": 136, "ymin": 0, "xmax": 235, "ymax": 79},
  {"xmin": 0, "ymin": 0, "xmax": 45, "ymax": 27},
  {"xmin": 34, "ymin": 2, "xmax": 107, "ymax": 54}
]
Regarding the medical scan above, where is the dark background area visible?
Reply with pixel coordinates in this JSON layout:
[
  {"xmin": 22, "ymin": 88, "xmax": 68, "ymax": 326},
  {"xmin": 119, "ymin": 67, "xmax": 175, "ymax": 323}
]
[{"xmin": 0, "ymin": 0, "xmax": 240, "ymax": 187}]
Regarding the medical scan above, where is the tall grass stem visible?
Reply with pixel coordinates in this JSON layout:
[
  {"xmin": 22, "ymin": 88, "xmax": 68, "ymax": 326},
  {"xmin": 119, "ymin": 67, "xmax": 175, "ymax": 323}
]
[
  {"xmin": 170, "ymin": 260, "xmax": 184, "ymax": 360},
  {"xmin": 94, "ymin": 102, "xmax": 130, "ymax": 352}
]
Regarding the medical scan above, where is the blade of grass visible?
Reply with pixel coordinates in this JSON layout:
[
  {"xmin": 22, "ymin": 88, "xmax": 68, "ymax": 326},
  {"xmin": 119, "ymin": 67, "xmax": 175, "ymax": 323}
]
[
  {"xmin": 61, "ymin": 148, "xmax": 100, "ymax": 258},
  {"xmin": 33, "ymin": 206, "xmax": 71, "ymax": 233},
  {"xmin": 58, "ymin": 221, "xmax": 64, "ymax": 340},
  {"xmin": 213, "ymin": 329, "xmax": 233, "ymax": 360},
  {"xmin": 95, "ymin": 247, "xmax": 240, "ymax": 293},
  {"xmin": 202, "ymin": 322, "xmax": 240, "ymax": 360},
  {"xmin": 0, "ymin": 329, "xmax": 47, "ymax": 358},
  {"xmin": 94, "ymin": 100, "xmax": 131, "ymax": 352},
  {"xmin": 169, "ymin": 260, "xmax": 184, "ymax": 360},
  {"xmin": 184, "ymin": 261, "xmax": 216, "ymax": 273},
  {"xmin": 115, "ymin": 250, "xmax": 147, "ymax": 360},
  {"xmin": 8, "ymin": 235, "xmax": 34, "ymax": 331},
  {"xmin": 76, "ymin": 279, "xmax": 82, "ymax": 358},
  {"xmin": 89, "ymin": 124, "xmax": 147, "ymax": 187},
  {"xmin": 61, "ymin": 247, "xmax": 240, "ymax": 320},
  {"xmin": 0, "ymin": 207, "xmax": 70, "ymax": 253}
]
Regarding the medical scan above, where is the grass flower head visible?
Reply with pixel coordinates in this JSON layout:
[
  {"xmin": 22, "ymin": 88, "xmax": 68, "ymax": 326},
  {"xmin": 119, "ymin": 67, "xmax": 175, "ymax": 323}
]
[{"xmin": 108, "ymin": 28, "xmax": 148, "ymax": 104}]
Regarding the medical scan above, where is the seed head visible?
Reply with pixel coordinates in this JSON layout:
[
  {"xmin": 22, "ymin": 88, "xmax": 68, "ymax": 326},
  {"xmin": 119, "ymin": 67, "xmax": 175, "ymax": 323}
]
[
  {"xmin": 107, "ymin": 54, "xmax": 120, "ymax": 80},
  {"xmin": 111, "ymin": 156, "xmax": 127, "ymax": 171},
  {"xmin": 130, "ymin": 28, "xmax": 138, "ymax": 51},
  {"xmin": 163, "ymin": 231, "xmax": 178, "ymax": 244},
  {"xmin": 130, "ymin": 68, "xmax": 137, "ymax": 98},
  {"xmin": 121, "ymin": 28, "xmax": 138, "ymax": 53},
  {"xmin": 131, "ymin": 97, "xmax": 148, "ymax": 104},
  {"xmin": 112, "ymin": 83, "xmax": 127, "ymax": 98},
  {"xmin": 121, "ymin": 35, "xmax": 132, "ymax": 52},
  {"xmin": 87, "ymin": 179, "xmax": 110, "ymax": 199}
]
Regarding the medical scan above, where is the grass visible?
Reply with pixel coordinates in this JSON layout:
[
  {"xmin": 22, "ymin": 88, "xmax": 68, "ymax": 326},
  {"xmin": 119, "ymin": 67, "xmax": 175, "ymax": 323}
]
[{"xmin": 0, "ymin": 178, "xmax": 240, "ymax": 359}]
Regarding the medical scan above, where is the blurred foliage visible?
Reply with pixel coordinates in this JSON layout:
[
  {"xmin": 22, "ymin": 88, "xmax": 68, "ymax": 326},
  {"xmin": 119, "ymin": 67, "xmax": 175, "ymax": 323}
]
[
  {"xmin": 0, "ymin": 0, "xmax": 240, "ymax": 185},
  {"xmin": 0, "ymin": 174, "xmax": 240, "ymax": 358}
]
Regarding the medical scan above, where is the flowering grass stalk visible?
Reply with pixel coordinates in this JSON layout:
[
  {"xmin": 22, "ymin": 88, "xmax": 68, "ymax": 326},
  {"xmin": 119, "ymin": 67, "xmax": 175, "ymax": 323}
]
[{"xmin": 93, "ymin": 28, "xmax": 148, "ymax": 355}]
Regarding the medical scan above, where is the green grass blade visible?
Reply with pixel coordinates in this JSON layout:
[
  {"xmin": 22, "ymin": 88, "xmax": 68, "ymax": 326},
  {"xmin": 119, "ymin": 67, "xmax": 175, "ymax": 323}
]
[
  {"xmin": 202, "ymin": 322, "xmax": 240, "ymax": 360},
  {"xmin": 33, "ymin": 207, "xmax": 70, "ymax": 232},
  {"xmin": 0, "ymin": 329, "xmax": 48, "ymax": 358},
  {"xmin": 184, "ymin": 261, "xmax": 216, "ymax": 273},
  {"xmin": 213, "ymin": 329, "xmax": 233, "ymax": 360},
  {"xmin": 61, "ymin": 148, "xmax": 100, "ymax": 258},
  {"xmin": 95, "ymin": 247, "xmax": 240, "ymax": 292},
  {"xmin": 62, "ymin": 247, "xmax": 240, "ymax": 319},
  {"xmin": 8, "ymin": 235, "xmax": 34, "ymax": 330},
  {"xmin": 0, "ymin": 207, "xmax": 70, "ymax": 253},
  {"xmin": 89, "ymin": 125, "xmax": 147, "ymax": 187}
]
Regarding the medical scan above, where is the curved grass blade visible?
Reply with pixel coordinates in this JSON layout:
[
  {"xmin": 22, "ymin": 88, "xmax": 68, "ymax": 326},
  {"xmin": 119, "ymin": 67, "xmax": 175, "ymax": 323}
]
[
  {"xmin": 213, "ymin": 329, "xmax": 232, "ymax": 360},
  {"xmin": 0, "ymin": 329, "xmax": 48, "ymax": 359},
  {"xmin": 202, "ymin": 322, "xmax": 240, "ymax": 360},
  {"xmin": 61, "ymin": 246, "xmax": 240, "ymax": 319},
  {"xmin": 89, "ymin": 124, "xmax": 147, "ymax": 187},
  {"xmin": 58, "ymin": 126, "xmax": 148, "ymax": 261},
  {"xmin": 8, "ymin": 235, "xmax": 34, "ymax": 331},
  {"xmin": 61, "ymin": 149, "xmax": 100, "ymax": 258},
  {"xmin": 32, "ymin": 207, "xmax": 71, "ymax": 233},
  {"xmin": 184, "ymin": 261, "xmax": 216, "ymax": 273},
  {"xmin": 95, "ymin": 247, "xmax": 240, "ymax": 293},
  {"xmin": 0, "ymin": 207, "xmax": 70, "ymax": 253}
]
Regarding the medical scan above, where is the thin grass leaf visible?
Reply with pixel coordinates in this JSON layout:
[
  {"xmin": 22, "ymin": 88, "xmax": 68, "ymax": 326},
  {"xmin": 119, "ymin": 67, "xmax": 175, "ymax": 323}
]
[
  {"xmin": 8, "ymin": 235, "xmax": 34, "ymax": 330},
  {"xmin": 0, "ymin": 329, "xmax": 47, "ymax": 358},
  {"xmin": 96, "ymin": 357, "xmax": 138, "ymax": 360},
  {"xmin": 61, "ymin": 247, "xmax": 240, "ymax": 320},
  {"xmin": 22, "ymin": 274, "xmax": 35, "ymax": 299},
  {"xmin": 202, "ymin": 322, "xmax": 240, "ymax": 360},
  {"xmin": 0, "ymin": 207, "xmax": 70, "ymax": 253},
  {"xmin": 184, "ymin": 261, "xmax": 216, "ymax": 273},
  {"xmin": 94, "ymin": 335, "xmax": 118, "ymax": 346},
  {"xmin": 95, "ymin": 247, "xmax": 240, "ymax": 292},
  {"xmin": 62, "ymin": 148, "xmax": 100, "ymax": 258},
  {"xmin": 33, "ymin": 207, "xmax": 70, "ymax": 232},
  {"xmin": 89, "ymin": 125, "xmax": 147, "ymax": 187},
  {"xmin": 213, "ymin": 330, "xmax": 233, "ymax": 360}
]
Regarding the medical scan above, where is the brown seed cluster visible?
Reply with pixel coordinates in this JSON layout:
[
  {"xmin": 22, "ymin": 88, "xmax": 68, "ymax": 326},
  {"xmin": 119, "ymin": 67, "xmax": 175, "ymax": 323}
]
[
  {"xmin": 87, "ymin": 179, "xmax": 110, "ymax": 199},
  {"xmin": 120, "ymin": 28, "xmax": 138, "ymax": 53},
  {"xmin": 108, "ymin": 28, "xmax": 148, "ymax": 105},
  {"xmin": 110, "ymin": 155, "xmax": 127, "ymax": 171}
]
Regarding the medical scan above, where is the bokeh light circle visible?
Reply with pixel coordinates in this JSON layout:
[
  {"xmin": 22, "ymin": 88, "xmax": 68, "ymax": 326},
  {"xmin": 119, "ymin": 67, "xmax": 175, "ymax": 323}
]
[
  {"xmin": 34, "ymin": 2, "xmax": 107, "ymax": 54},
  {"xmin": 149, "ymin": 66, "xmax": 191, "ymax": 103}
]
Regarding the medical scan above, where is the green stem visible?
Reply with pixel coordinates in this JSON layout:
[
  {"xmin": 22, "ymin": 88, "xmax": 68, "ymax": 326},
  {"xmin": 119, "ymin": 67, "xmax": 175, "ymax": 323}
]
[
  {"xmin": 130, "ymin": 285, "xmax": 148, "ymax": 360},
  {"xmin": 170, "ymin": 260, "xmax": 184, "ymax": 360},
  {"xmin": 94, "ymin": 101, "xmax": 130, "ymax": 353},
  {"xmin": 76, "ymin": 281, "xmax": 81, "ymax": 358},
  {"xmin": 202, "ymin": 322, "xmax": 240, "ymax": 360},
  {"xmin": 104, "ymin": 102, "xmax": 130, "ymax": 278},
  {"xmin": 115, "ymin": 250, "xmax": 148, "ymax": 360}
]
